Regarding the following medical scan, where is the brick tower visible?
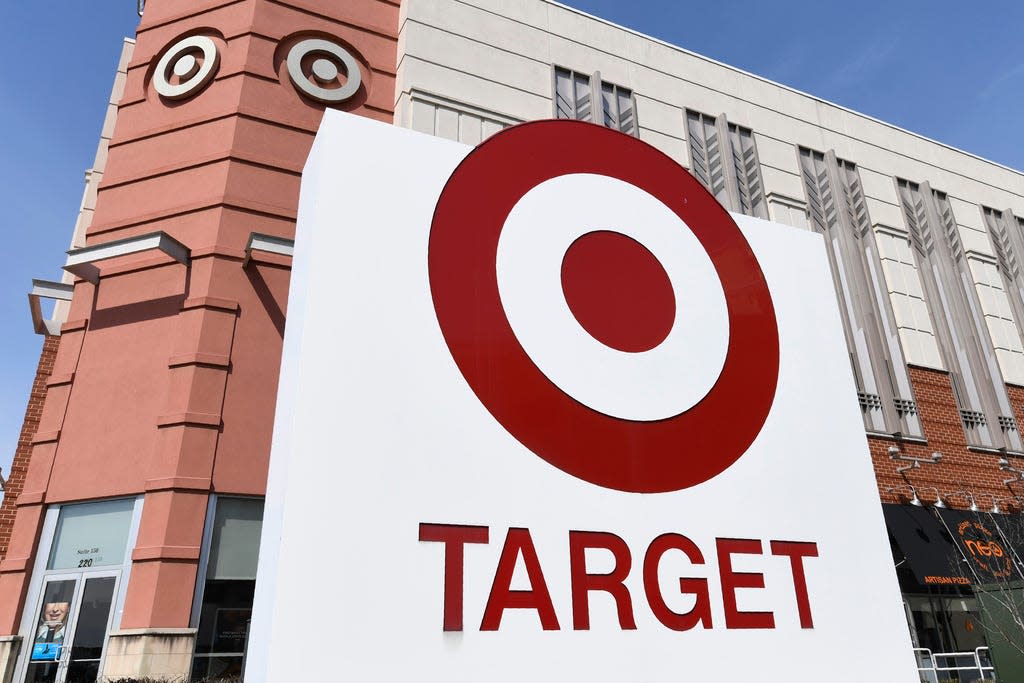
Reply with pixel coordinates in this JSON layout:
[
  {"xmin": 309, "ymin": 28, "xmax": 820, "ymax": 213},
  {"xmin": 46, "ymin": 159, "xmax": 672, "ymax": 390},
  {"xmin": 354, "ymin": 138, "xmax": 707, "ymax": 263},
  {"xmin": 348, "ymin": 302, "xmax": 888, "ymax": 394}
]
[{"xmin": 0, "ymin": 1, "xmax": 398, "ymax": 680}]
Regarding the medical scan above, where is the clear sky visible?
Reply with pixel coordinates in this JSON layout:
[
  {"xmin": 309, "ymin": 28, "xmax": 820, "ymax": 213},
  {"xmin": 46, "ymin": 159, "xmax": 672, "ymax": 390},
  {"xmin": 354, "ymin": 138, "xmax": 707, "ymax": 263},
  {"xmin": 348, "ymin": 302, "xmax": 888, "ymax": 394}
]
[{"xmin": 1, "ymin": 0, "xmax": 1023, "ymax": 483}]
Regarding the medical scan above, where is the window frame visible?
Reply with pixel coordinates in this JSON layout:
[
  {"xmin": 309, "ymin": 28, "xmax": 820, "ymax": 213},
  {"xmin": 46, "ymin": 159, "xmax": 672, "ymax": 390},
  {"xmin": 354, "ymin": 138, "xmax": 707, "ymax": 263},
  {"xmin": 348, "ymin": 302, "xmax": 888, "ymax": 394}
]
[
  {"xmin": 981, "ymin": 206, "xmax": 1024, "ymax": 357},
  {"xmin": 684, "ymin": 109, "xmax": 768, "ymax": 219},
  {"xmin": 895, "ymin": 178, "xmax": 1022, "ymax": 452},
  {"xmin": 798, "ymin": 147, "xmax": 922, "ymax": 437},
  {"xmin": 14, "ymin": 497, "xmax": 143, "ymax": 683},
  {"xmin": 552, "ymin": 66, "xmax": 638, "ymax": 137},
  {"xmin": 189, "ymin": 494, "xmax": 265, "ymax": 681}
]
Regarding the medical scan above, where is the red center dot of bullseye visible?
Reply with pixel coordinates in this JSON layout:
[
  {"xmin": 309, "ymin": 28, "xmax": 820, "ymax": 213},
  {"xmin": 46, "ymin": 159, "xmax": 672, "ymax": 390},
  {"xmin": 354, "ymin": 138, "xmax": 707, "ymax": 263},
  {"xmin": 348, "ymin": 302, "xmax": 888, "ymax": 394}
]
[{"xmin": 560, "ymin": 230, "xmax": 676, "ymax": 353}]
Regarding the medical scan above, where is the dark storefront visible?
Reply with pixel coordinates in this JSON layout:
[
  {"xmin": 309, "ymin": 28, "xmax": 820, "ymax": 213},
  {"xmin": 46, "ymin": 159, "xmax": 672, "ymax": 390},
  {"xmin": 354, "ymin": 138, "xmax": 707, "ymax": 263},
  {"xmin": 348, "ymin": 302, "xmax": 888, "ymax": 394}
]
[{"xmin": 884, "ymin": 504, "xmax": 1024, "ymax": 681}]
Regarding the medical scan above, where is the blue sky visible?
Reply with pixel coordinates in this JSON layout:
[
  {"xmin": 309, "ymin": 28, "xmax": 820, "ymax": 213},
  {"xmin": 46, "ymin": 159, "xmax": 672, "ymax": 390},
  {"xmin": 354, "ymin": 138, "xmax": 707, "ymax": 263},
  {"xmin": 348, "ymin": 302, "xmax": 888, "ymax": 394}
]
[{"xmin": 1, "ymin": 0, "xmax": 1023, "ymax": 482}]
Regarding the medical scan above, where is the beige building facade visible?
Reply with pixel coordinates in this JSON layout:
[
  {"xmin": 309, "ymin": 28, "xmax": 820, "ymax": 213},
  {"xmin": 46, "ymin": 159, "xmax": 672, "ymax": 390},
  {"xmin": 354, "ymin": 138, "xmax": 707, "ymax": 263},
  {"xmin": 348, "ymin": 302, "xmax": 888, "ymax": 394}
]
[{"xmin": 397, "ymin": 0, "xmax": 1024, "ymax": 383}]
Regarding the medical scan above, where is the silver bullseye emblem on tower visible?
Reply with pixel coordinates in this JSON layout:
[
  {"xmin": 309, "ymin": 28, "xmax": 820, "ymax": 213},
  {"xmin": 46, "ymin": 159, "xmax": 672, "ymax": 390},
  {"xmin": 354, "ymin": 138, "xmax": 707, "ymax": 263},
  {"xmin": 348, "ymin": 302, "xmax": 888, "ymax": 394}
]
[
  {"xmin": 153, "ymin": 35, "xmax": 220, "ymax": 100},
  {"xmin": 286, "ymin": 38, "xmax": 362, "ymax": 104}
]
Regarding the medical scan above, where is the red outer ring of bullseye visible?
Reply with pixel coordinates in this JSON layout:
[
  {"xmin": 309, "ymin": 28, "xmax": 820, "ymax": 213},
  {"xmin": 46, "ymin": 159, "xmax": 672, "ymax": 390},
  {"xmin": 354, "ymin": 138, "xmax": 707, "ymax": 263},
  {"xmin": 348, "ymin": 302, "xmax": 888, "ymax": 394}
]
[{"xmin": 429, "ymin": 120, "xmax": 779, "ymax": 493}]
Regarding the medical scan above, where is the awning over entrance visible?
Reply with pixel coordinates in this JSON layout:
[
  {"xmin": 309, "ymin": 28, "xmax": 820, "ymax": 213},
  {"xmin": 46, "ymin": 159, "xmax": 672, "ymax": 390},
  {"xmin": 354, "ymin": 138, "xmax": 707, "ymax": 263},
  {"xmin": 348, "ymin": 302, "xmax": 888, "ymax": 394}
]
[
  {"xmin": 990, "ymin": 513, "xmax": 1024, "ymax": 566},
  {"xmin": 883, "ymin": 503, "xmax": 971, "ymax": 586},
  {"xmin": 935, "ymin": 508, "xmax": 1024, "ymax": 584}
]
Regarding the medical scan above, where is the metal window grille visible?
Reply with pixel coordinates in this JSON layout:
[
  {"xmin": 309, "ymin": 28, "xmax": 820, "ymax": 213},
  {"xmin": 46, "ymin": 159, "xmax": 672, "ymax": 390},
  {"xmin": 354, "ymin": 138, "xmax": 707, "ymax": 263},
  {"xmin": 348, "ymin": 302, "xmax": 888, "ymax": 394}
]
[
  {"xmin": 897, "ymin": 179, "xmax": 1022, "ymax": 451},
  {"xmin": 554, "ymin": 67, "xmax": 636, "ymax": 136},
  {"xmin": 600, "ymin": 82, "xmax": 636, "ymax": 135},
  {"xmin": 985, "ymin": 208, "xmax": 1020, "ymax": 282},
  {"xmin": 799, "ymin": 148, "xmax": 922, "ymax": 436},
  {"xmin": 961, "ymin": 409, "xmax": 987, "ymax": 428},
  {"xmin": 893, "ymin": 397, "xmax": 918, "ymax": 415},
  {"xmin": 685, "ymin": 110, "xmax": 768, "ymax": 219},
  {"xmin": 858, "ymin": 392, "xmax": 883, "ymax": 410},
  {"xmin": 727, "ymin": 123, "xmax": 766, "ymax": 218},
  {"xmin": 554, "ymin": 67, "xmax": 592, "ymax": 122},
  {"xmin": 686, "ymin": 110, "xmax": 728, "ymax": 206}
]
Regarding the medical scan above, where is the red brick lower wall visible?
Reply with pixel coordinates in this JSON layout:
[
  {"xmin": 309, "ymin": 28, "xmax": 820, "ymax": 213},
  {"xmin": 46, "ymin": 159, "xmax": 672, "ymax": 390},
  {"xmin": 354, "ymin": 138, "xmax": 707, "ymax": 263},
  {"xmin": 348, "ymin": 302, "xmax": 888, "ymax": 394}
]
[
  {"xmin": 872, "ymin": 366, "xmax": 1024, "ymax": 512},
  {"xmin": 0, "ymin": 335, "xmax": 58, "ymax": 563}
]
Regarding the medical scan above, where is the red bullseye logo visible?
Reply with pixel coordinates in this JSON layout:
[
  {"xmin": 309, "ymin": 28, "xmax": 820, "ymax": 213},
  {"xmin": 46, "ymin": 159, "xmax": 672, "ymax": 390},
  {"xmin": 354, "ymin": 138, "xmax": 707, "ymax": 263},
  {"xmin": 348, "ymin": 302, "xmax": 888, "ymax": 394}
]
[
  {"xmin": 561, "ymin": 230, "xmax": 676, "ymax": 353},
  {"xmin": 429, "ymin": 120, "xmax": 779, "ymax": 493}
]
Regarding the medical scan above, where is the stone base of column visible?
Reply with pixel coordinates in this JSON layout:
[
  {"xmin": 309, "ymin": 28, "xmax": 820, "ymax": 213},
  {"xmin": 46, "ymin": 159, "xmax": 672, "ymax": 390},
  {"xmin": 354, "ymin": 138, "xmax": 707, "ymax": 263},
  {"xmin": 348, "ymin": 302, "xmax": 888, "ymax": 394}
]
[
  {"xmin": 0, "ymin": 637, "xmax": 21, "ymax": 683},
  {"xmin": 100, "ymin": 628, "xmax": 196, "ymax": 682}
]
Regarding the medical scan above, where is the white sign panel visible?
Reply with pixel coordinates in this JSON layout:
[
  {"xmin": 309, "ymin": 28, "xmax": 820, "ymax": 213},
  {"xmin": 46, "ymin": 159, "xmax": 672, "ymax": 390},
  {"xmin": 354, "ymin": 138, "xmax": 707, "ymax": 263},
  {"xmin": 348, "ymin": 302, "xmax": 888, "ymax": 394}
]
[{"xmin": 247, "ymin": 111, "xmax": 919, "ymax": 682}]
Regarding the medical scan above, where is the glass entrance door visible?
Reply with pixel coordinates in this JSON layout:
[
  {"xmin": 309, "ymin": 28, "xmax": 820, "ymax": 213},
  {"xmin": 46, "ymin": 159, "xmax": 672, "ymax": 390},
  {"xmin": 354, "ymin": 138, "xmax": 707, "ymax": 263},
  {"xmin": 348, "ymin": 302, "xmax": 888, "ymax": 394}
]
[
  {"xmin": 22, "ymin": 572, "xmax": 120, "ymax": 683},
  {"xmin": 23, "ymin": 576, "xmax": 76, "ymax": 683},
  {"xmin": 62, "ymin": 574, "xmax": 118, "ymax": 683}
]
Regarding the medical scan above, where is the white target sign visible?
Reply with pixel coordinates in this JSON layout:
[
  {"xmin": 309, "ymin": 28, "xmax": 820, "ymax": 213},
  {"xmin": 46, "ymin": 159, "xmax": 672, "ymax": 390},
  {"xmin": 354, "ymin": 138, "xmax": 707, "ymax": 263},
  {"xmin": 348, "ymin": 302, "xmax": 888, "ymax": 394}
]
[{"xmin": 246, "ymin": 112, "xmax": 920, "ymax": 683}]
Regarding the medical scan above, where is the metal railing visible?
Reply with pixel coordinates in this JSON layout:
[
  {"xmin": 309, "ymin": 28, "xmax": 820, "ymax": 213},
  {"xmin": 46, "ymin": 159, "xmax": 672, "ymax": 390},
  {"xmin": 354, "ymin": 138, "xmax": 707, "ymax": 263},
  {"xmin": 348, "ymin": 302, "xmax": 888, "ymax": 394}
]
[{"xmin": 914, "ymin": 647, "xmax": 995, "ymax": 682}]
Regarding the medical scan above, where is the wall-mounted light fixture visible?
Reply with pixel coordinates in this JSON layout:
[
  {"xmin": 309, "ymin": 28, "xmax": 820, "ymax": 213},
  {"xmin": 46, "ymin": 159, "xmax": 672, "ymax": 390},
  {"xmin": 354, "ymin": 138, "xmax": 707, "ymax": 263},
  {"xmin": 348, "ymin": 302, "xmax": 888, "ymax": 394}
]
[
  {"xmin": 887, "ymin": 485, "xmax": 922, "ymax": 507},
  {"xmin": 998, "ymin": 458, "xmax": 1024, "ymax": 486},
  {"xmin": 888, "ymin": 446, "xmax": 942, "ymax": 475},
  {"xmin": 923, "ymin": 487, "xmax": 946, "ymax": 508},
  {"xmin": 958, "ymin": 490, "xmax": 1002, "ymax": 513},
  {"xmin": 989, "ymin": 494, "xmax": 1002, "ymax": 514}
]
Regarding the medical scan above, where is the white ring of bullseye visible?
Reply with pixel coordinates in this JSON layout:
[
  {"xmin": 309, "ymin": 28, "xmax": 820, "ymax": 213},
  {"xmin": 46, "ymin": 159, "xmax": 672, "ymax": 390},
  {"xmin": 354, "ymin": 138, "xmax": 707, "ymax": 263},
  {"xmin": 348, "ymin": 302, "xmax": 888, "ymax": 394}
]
[
  {"xmin": 153, "ymin": 36, "xmax": 220, "ymax": 100},
  {"xmin": 286, "ymin": 39, "xmax": 362, "ymax": 103},
  {"xmin": 496, "ymin": 173, "xmax": 730, "ymax": 422}
]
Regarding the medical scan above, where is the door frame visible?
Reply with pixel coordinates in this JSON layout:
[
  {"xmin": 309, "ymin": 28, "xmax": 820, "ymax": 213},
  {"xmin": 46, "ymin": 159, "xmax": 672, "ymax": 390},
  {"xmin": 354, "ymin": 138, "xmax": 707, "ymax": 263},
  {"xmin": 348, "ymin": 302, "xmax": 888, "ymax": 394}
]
[
  {"xmin": 13, "ymin": 497, "xmax": 143, "ymax": 683},
  {"xmin": 56, "ymin": 569, "xmax": 122, "ymax": 683},
  {"xmin": 22, "ymin": 571, "xmax": 80, "ymax": 678}
]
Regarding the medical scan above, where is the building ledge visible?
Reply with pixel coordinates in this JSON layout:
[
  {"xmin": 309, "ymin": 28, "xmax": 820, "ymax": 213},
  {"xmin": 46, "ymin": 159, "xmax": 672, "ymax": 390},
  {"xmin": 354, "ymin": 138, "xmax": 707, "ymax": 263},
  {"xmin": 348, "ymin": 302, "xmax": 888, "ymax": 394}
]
[
  {"xmin": 64, "ymin": 231, "xmax": 189, "ymax": 283},
  {"xmin": 28, "ymin": 279, "xmax": 73, "ymax": 336},
  {"xmin": 243, "ymin": 232, "xmax": 294, "ymax": 267}
]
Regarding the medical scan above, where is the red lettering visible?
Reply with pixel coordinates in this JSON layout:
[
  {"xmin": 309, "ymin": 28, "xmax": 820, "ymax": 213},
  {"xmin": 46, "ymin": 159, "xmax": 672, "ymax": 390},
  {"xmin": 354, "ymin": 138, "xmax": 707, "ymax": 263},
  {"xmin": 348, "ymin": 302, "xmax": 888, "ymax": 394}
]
[
  {"xmin": 418, "ymin": 523, "xmax": 489, "ymax": 631},
  {"xmin": 643, "ymin": 533, "xmax": 712, "ymax": 630},
  {"xmin": 421, "ymin": 523, "xmax": 821, "ymax": 633},
  {"xmin": 481, "ymin": 528, "xmax": 560, "ymax": 631},
  {"xmin": 717, "ymin": 538, "xmax": 775, "ymax": 629},
  {"xmin": 569, "ymin": 531, "xmax": 636, "ymax": 630},
  {"xmin": 769, "ymin": 540, "xmax": 818, "ymax": 629}
]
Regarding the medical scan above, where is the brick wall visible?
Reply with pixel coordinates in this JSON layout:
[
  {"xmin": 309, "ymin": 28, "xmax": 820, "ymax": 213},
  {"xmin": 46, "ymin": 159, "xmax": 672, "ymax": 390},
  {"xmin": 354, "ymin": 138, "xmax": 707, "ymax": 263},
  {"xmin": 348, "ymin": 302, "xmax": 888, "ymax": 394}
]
[
  {"xmin": 871, "ymin": 366, "xmax": 1024, "ymax": 511},
  {"xmin": 0, "ymin": 336, "xmax": 58, "ymax": 563}
]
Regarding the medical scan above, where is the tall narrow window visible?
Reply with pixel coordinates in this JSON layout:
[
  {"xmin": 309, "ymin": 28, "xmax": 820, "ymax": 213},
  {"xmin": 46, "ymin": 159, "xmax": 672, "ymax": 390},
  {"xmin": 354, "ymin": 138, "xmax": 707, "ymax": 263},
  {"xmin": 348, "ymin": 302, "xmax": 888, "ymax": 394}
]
[
  {"xmin": 982, "ymin": 207, "xmax": 1024, "ymax": 344},
  {"xmin": 553, "ymin": 67, "xmax": 636, "ymax": 135},
  {"xmin": 799, "ymin": 148, "xmax": 922, "ymax": 436},
  {"xmin": 554, "ymin": 67, "xmax": 592, "ymax": 122},
  {"xmin": 685, "ymin": 110, "xmax": 768, "ymax": 219},
  {"xmin": 896, "ymin": 180, "xmax": 1022, "ymax": 451},
  {"xmin": 191, "ymin": 498, "xmax": 264, "ymax": 681},
  {"xmin": 599, "ymin": 81, "xmax": 635, "ymax": 135}
]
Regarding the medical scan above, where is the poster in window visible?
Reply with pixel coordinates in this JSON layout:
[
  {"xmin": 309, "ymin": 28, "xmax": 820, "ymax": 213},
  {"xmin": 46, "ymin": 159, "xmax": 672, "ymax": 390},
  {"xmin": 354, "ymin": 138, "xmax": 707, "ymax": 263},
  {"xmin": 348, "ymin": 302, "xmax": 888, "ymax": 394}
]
[
  {"xmin": 31, "ymin": 600, "xmax": 70, "ymax": 661},
  {"xmin": 213, "ymin": 608, "xmax": 250, "ymax": 653}
]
